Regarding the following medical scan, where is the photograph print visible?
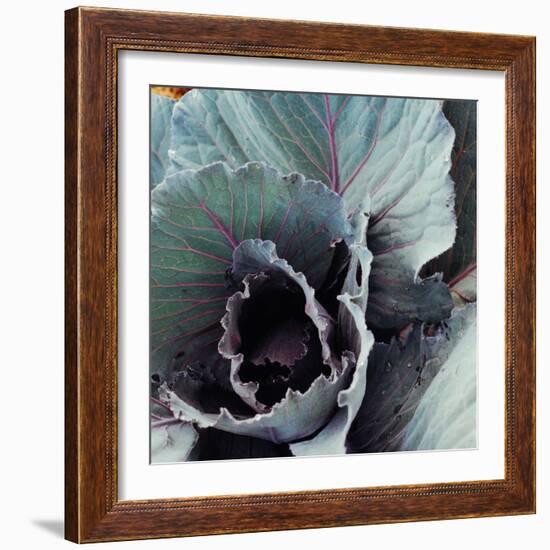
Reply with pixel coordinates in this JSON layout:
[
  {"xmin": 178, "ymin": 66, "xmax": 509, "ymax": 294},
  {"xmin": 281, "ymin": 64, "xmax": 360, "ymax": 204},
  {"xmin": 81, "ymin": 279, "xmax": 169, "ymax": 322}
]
[{"xmin": 149, "ymin": 87, "xmax": 477, "ymax": 463}]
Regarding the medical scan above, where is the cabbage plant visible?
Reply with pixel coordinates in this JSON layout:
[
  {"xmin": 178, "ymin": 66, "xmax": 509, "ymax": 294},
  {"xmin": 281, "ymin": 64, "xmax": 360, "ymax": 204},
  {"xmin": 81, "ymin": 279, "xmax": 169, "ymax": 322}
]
[{"xmin": 150, "ymin": 90, "xmax": 477, "ymax": 462}]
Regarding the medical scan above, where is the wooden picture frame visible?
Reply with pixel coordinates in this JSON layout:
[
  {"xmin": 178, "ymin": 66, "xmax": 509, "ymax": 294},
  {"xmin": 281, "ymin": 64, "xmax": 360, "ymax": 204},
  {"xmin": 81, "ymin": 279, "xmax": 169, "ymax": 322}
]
[{"xmin": 65, "ymin": 6, "xmax": 536, "ymax": 543}]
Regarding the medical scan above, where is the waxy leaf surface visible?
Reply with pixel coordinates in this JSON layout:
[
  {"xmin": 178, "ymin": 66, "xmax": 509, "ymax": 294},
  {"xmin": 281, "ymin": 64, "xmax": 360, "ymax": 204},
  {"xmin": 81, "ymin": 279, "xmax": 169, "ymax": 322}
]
[
  {"xmin": 151, "ymin": 161, "xmax": 351, "ymax": 379},
  {"xmin": 168, "ymin": 89, "xmax": 456, "ymax": 329}
]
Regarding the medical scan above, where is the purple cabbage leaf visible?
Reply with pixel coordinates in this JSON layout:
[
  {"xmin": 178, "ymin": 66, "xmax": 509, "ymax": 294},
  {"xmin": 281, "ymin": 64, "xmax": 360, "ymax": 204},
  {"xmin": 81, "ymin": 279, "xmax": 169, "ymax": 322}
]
[
  {"xmin": 347, "ymin": 304, "xmax": 476, "ymax": 453},
  {"xmin": 149, "ymin": 88, "xmax": 478, "ymax": 461},
  {"xmin": 151, "ymin": 161, "xmax": 374, "ymax": 457},
  {"xmin": 167, "ymin": 89, "xmax": 457, "ymax": 331}
]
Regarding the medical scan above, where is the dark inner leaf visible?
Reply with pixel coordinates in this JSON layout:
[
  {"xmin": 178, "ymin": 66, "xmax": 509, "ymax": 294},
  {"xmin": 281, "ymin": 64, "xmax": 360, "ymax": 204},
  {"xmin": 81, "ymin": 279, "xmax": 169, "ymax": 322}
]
[
  {"xmin": 239, "ymin": 279, "xmax": 308, "ymax": 365},
  {"xmin": 346, "ymin": 310, "xmax": 471, "ymax": 453},
  {"xmin": 194, "ymin": 428, "xmax": 292, "ymax": 461},
  {"xmin": 316, "ymin": 240, "xmax": 350, "ymax": 318},
  {"xmin": 168, "ymin": 342, "xmax": 255, "ymax": 417},
  {"xmin": 366, "ymin": 264, "xmax": 454, "ymax": 333},
  {"xmin": 236, "ymin": 273, "xmax": 327, "ymax": 407}
]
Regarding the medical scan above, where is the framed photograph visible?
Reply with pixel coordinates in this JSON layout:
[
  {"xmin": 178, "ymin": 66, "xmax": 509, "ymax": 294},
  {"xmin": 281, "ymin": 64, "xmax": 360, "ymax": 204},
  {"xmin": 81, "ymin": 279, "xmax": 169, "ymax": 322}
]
[{"xmin": 65, "ymin": 6, "xmax": 536, "ymax": 543}]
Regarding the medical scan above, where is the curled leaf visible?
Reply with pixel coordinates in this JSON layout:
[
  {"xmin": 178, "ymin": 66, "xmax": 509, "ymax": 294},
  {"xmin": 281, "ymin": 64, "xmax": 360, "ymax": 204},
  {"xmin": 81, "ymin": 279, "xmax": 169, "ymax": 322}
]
[
  {"xmin": 219, "ymin": 239, "xmax": 339, "ymax": 412},
  {"xmin": 291, "ymin": 203, "xmax": 375, "ymax": 456},
  {"xmin": 151, "ymin": 161, "xmax": 351, "ymax": 381},
  {"xmin": 160, "ymin": 359, "xmax": 353, "ymax": 444}
]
